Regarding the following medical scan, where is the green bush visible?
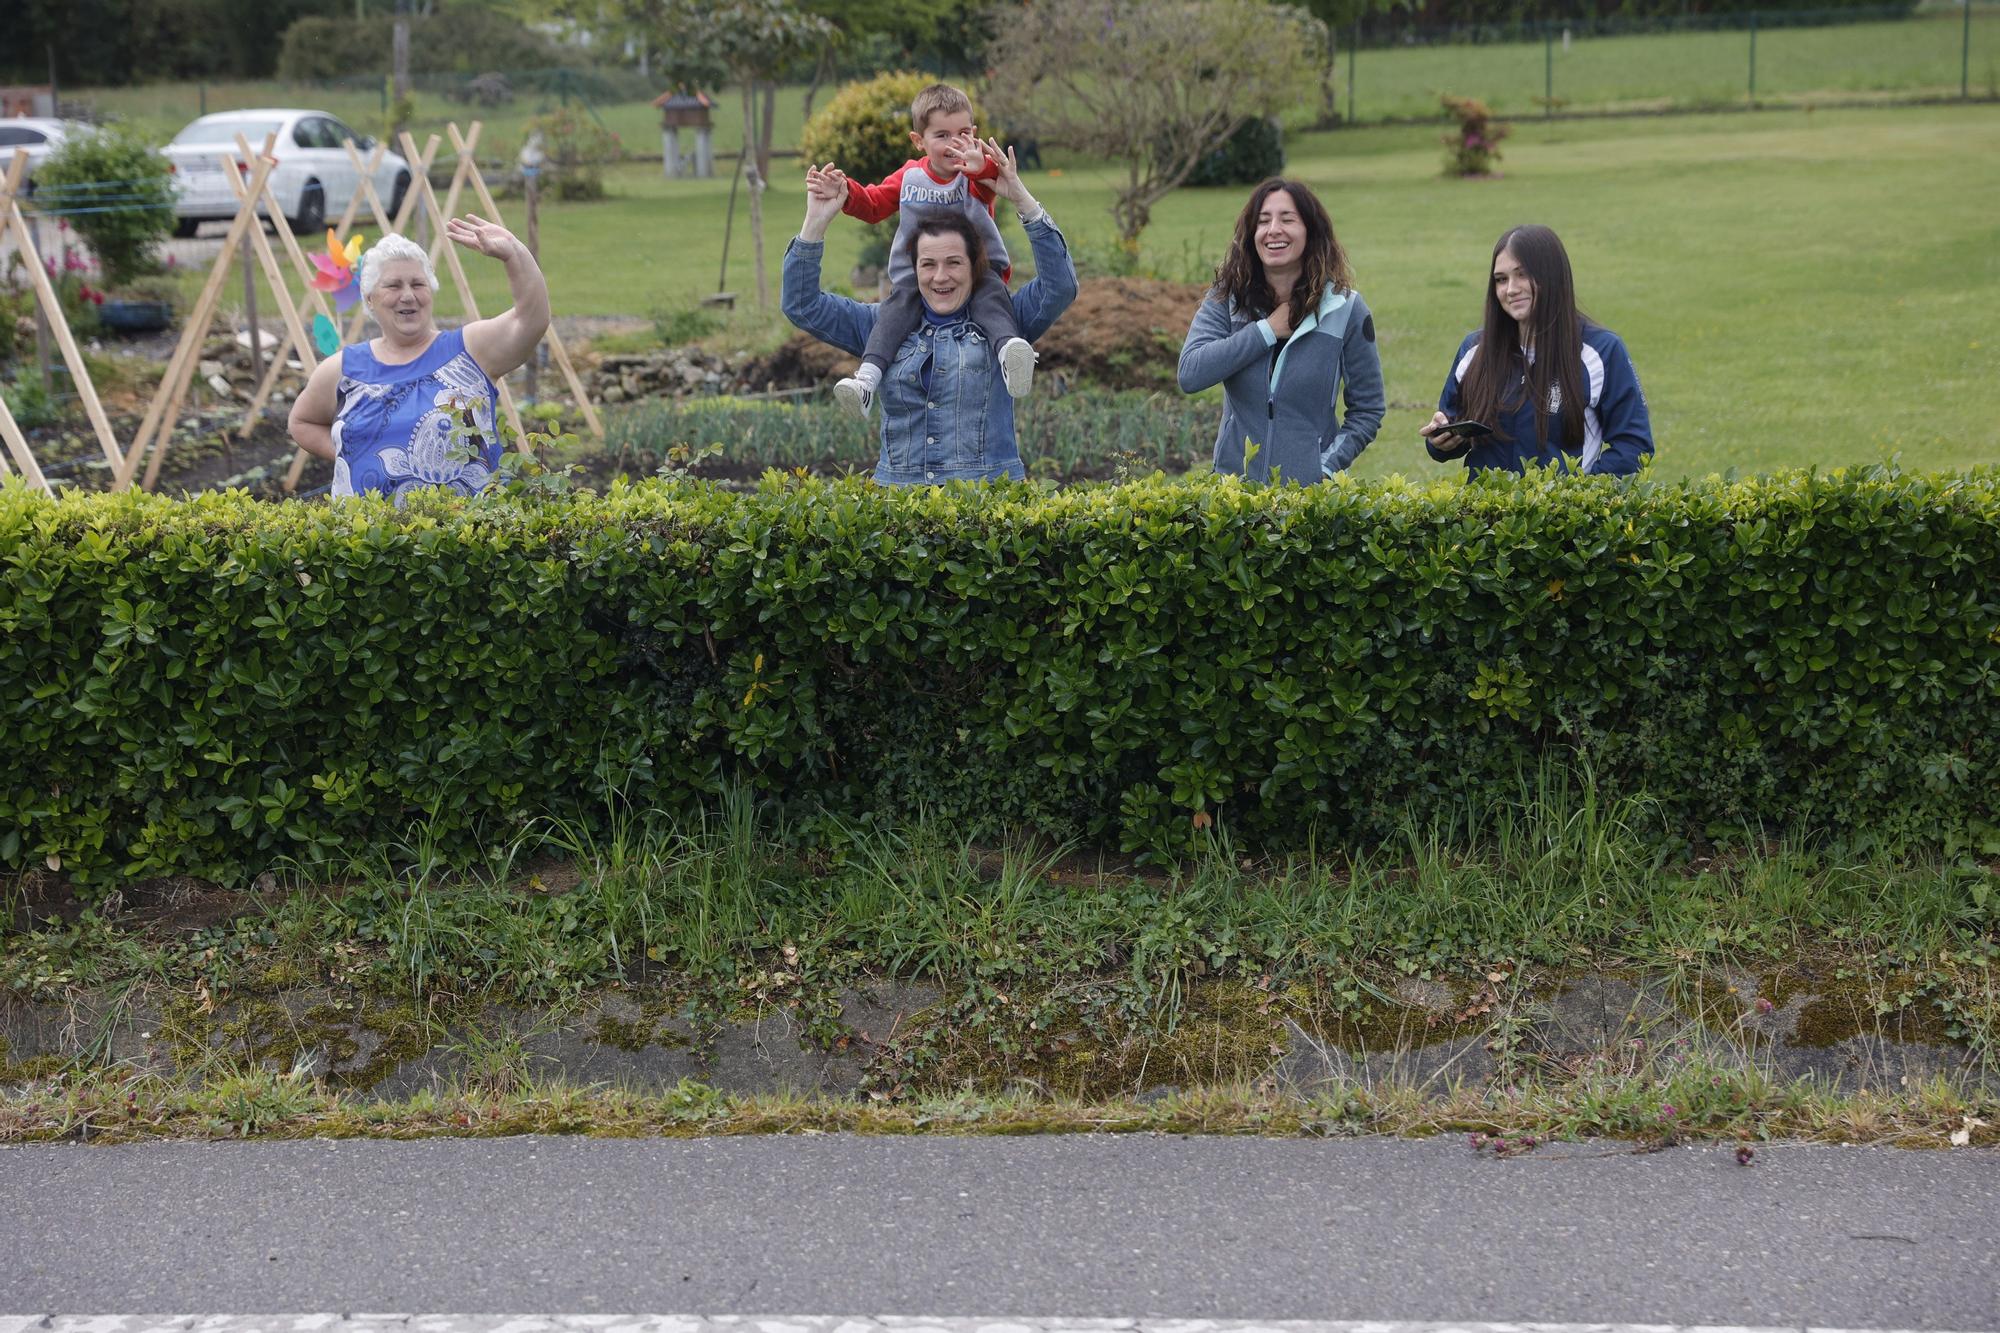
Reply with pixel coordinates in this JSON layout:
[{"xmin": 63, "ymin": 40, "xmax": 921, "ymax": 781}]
[
  {"xmin": 2, "ymin": 467, "xmax": 1997, "ymax": 884},
  {"xmin": 1174, "ymin": 116, "xmax": 1285, "ymax": 189},
  {"xmin": 799, "ymin": 71, "xmax": 988, "ymax": 188},
  {"xmin": 33, "ymin": 128, "xmax": 178, "ymax": 289}
]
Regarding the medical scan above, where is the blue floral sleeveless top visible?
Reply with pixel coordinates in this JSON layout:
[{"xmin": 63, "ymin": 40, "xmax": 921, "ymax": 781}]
[{"xmin": 330, "ymin": 328, "xmax": 502, "ymax": 501}]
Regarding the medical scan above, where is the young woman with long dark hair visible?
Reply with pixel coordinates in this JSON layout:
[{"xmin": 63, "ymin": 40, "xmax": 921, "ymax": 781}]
[
  {"xmin": 1177, "ymin": 178, "xmax": 1384, "ymax": 485},
  {"xmin": 1421, "ymin": 224, "xmax": 1653, "ymax": 476}
]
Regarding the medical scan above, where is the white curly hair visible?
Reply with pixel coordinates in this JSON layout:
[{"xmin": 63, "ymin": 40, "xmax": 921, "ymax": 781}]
[{"xmin": 358, "ymin": 233, "xmax": 438, "ymax": 312}]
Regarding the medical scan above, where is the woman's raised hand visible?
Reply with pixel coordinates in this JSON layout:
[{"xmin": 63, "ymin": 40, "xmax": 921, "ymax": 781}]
[
  {"xmin": 446, "ymin": 214, "xmax": 524, "ymax": 260},
  {"xmin": 801, "ymin": 163, "xmax": 846, "ymax": 239}
]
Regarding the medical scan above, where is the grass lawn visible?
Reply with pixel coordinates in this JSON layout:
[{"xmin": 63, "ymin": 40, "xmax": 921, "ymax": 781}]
[{"xmin": 330, "ymin": 103, "xmax": 1994, "ymax": 479}]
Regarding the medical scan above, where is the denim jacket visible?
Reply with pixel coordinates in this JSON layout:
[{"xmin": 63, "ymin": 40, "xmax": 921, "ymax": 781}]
[{"xmin": 782, "ymin": 213, "xmax": 1079, "ymax": 485}]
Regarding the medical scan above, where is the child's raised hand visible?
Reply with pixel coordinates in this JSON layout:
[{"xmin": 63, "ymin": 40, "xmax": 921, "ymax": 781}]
[
  {"xmin": 979, "ymin": 138, "xmax": 1020, "ymax": 195},
  {"xmin": 804, "ymin": 162, "xmax": 842, "ymax": 202}
]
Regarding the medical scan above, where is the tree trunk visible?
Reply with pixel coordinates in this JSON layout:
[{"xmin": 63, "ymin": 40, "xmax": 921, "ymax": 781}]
[
  {"xmin": 759, "ymin": 82, "xmax": 778, "ymax": 181},
  {"xmin": 801, "ymin": 50, "xmax": 833, "ymax": 126},
  {"xmin": 1319, "ymin": 22, "xmax": 1340, "ymax": 128},
  {"xmin": 1115, "ymin": 158, "xmax": 1150, "ymax": 245},
  {"xmin": 392, "ymin": 0, "xmax": 411, "ymax": 105},
  {"xmin": 744, "ymin": 83, "xmax": 769, "ymax": 307}
]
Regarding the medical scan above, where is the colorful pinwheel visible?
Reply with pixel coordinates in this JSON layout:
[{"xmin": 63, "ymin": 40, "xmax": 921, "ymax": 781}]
[{"xmin": 309, "ymin": 229, "xmax": 364, "ymax": 312}]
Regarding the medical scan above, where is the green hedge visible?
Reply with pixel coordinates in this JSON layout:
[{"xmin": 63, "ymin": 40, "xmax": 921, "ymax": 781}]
[{"xmin": 3, "ymin": 468, "xmax": 1997, "ymax": 883}]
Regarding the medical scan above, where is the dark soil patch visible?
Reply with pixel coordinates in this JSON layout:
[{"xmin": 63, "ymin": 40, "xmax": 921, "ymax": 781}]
[
  {"xmin": 27, "ymin": 405, "xmax": 332, "ymax": 499},
  {"xmin": 744, "ymin": 277, "xmax": 1207, "ymax": 395},
  {"xmin": 1033, "ymin": 277, "xmax": 1206, "ymax": 393}
]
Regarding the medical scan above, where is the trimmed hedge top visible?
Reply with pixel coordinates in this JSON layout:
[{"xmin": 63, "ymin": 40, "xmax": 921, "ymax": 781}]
[{"xmin": 3, "ymin": 467, "xmax": 1997, "ymax": 881}]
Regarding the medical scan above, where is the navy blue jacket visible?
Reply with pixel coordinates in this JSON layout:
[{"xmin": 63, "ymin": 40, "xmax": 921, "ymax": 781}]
[{"xmin": 1429, "ymin": 324, "xmax": 1653, "ymax": 476}]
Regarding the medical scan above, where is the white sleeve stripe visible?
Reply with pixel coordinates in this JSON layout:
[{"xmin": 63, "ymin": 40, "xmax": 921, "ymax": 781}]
[
  {"xmin": 1454, "ymin": 344, "xmax": 1478, "ymax": 383},
  {"xmin": 1580, "ymin": 343, "xmax": 1606, "ymax": 407}
]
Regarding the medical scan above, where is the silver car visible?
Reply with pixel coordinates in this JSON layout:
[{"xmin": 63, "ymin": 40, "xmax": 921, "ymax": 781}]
[
  {"xmin": 0, "ymin": 117, "xmax": 85, "ymax": 191},
  {"xmin": 163, "ymin": 108, "xmax": 411, "ymax": 237}
]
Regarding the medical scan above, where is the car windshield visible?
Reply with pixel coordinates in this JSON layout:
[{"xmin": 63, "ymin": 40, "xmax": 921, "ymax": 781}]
[
  {"xmin": 172, "ymin": 117, "xmax": 284, "ymax": 146},
  {"xmin": 0, "ymin": 127, "xmax": 48, "ymax": 146}
]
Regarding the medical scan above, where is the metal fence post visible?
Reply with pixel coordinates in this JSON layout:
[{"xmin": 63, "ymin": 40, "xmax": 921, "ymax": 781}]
[
  {"xmin": 1749, "ymin": 11, "xmax": 1759, "ymax": 106},
  {"xmin": 1545, "ymin": 24, "xmax": 1555, "ymax": 116},
  {"xmin": 1348, "ymin": 22, "xmax": 1358, "ymax": 125},
  {"xmin": 1965, "ymin": 0, "xmax": 1974, "ymax": 100}
]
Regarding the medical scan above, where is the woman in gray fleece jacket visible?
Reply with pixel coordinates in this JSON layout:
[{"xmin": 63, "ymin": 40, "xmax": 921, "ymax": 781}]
[{"xmin": 1177, "ymin": 178, "xmax": 1385, "ymax": 484}]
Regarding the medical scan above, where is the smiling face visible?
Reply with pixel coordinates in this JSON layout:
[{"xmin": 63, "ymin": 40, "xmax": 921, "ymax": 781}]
[
  {"xmin": 911, "ymin": 109, "xmax": 976, "ymax": 178},
  {"xmin": 1493, "ymin": 247, "xmax": 1536, "ymax": 328},
  {"xmin": 369, "ymin": 259, "xmax": 435, "ymax": 342},
  {"xmin": 1254, "ymin": 189, "xmax": 1308, "ymax": 277},
  {"xmin": 914, "ymin": 230, "xmax": 974, "ymax": 314}
]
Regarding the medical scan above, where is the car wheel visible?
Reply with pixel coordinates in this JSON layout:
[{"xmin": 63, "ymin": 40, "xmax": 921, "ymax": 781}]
[
  {"xmin": 173, "ymin": 217, "xmax": 200, "ymax": 239},
  {"xmin": 290, "ymin": 180, "xmax": 326, "ymax": 236},
  {"xmin": 388, "ymin": 170, "xmax": 410, "ymax": 219}
]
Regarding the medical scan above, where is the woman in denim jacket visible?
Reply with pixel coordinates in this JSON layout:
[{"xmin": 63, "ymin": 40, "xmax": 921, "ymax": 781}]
[
  {"xmin": 1177, "ymin": 178, "xmax": 1384, "ymax": 485},
  {"xmin": 782, "ymin": 140, "xmax": 1078, "ymax": 486}
]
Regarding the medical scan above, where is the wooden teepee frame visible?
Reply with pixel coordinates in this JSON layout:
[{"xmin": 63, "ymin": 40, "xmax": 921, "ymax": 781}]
[
  {"xmin": 115, "ymin": 136, "xmax": 283, "ymax": 492},
  {"xmin": 0, "ymin": 148, "xmax": 128, "ymax": 493}
]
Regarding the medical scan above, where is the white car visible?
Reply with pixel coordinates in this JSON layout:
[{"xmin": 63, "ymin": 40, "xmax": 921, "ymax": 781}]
[
  {"xmin": 0, "ymin": 118, "xmax": 87, "ymax": 191},
  {"xmin": 164, "ymin": 109, "xmax": 411, "ymax": 237}
]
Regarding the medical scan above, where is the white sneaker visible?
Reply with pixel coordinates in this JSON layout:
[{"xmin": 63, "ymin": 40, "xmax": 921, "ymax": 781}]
[
  {"xmin": 998, "ymin": 337, "xmax": 1037, "ymax": 399},
  {"xmin": 833, "ymin": 377, "xmax": 875, "ymax": 418}
]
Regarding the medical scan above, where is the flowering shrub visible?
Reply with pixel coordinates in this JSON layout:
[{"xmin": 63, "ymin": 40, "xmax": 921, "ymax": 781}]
[
  {"xmin": 1441, "ymin": 94, "xmax": 1509, "ymax": 178},
  {"xmin": 42, "ymin": 240, "xmax": 104, "ymax": 336}
]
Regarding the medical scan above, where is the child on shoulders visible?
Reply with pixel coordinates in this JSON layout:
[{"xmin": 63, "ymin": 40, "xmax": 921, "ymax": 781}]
[{"xmin": 819, "ymin": 82, "xmax": 1037, "ymax": 417}]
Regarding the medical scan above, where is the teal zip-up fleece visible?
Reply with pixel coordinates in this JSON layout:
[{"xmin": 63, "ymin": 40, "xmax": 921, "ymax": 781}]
[{"xmin": 1177, "ymin": 284, "xmax": 1386, "ymax": 485}]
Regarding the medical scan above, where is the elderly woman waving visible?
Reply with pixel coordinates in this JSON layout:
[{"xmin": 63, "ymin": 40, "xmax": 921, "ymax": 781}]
[
  {"xmin": 782, "ymin": 139, "xmax": 1077, "ymax": 485},
  {"xmin": 1178, "ymin": 179, "xmax": 1384, "ymax": 485},
  {"xmin": 288, "ymin": 218, "xmax": 550, "ymax": 501}
]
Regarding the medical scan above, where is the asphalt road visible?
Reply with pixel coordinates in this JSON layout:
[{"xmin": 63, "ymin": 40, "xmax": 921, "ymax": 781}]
[{"xmin": 2, "ymin": 1136, "xmax": 1994, "ymax": 1325}]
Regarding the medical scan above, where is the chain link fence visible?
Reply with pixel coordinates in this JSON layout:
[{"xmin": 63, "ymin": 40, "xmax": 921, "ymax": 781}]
[{"xmin": 1335, "ymin": 3, "xmax": 1997, "ymax": 124}]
